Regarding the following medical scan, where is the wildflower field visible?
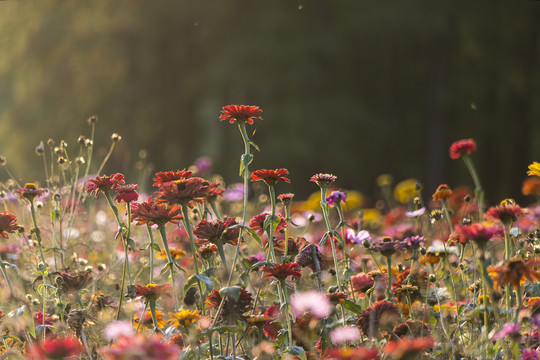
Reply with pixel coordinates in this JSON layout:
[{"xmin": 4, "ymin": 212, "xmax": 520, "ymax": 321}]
[{"xmin": 0, "ymin": 106, "xmax": 539, "ymax": 360}]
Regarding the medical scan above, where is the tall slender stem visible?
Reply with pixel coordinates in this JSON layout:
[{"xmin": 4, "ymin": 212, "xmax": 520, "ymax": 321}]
[
  {"xmin": 462, "ymin": 154, "xmax": 484, "ymax": 219},
  {"xmin": 146, "ymin": 224, "xmax": 156, "ymax": 284},
  {"xmin": 157, "ymin": 224, "xmax": 178, "ymax": 310}
]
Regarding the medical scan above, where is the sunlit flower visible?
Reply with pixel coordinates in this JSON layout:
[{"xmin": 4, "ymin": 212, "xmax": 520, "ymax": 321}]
[
  {"xmin": 384, "ymin": 336, "xmax": 434, "ymax": 359},
  {"xmin": 489, "ymin": 258, "xmax": 540, "ymax": 289},
  {"xmin": 168, "ymin": 309, "xmax": 200, "ymax": 328},
  {"xmin": 156, "ymin": 247, "xmax": 186, "ymax": 260},
  {"xmin": 17, "ymin": 183, "xmax": 48, "ymax": 202},
  {"xmin": 456, "ymin": 222, "xmax": 503, "ymax": 248},
  {"xmin": 115, "ymin": 184, "xmax": 139, "ymax": 203},
  {"xmin": 330, "ymin": 326, "xmax": 360, "ymax": 345},
  {"xmin": 346, "ymin": 229, "xmax": 371, "ymax": 245},
  {"xmin": 249, "ymin": 212, "xmax": 287, "ymax": 236},
  {"xmin": 206, "ymin": 182, "xmax": 224, "ymax": 203},
  {"xmin": 135, "ymin": 283, "xmax": 170, "ymax": 302},
  {"xmin": 251, "ymin": 168, "xmax": 290, "ymax": 186},
  {"xmin": 153, "ymin": 170, "xmax": 193, "ymax": 186},
  {"xmin": 486, "ymin": 201, "xmax": 523, "ymax": 225},
  {"xmin": 277, "ymin": 193, "xmax": 295, "ymax": 205},
  {"xmin": 323, "ymin": 346, "xmax": 379, "ymax": 360},
  {"xmin": 262, "ymin": 262, "xmax": 301, "ymax": 281},
  {"xmin": 403, "ymin": 235, "xmax": 425, "ymax": 250},
  {"xmin": 102, "ymin": 333, "xmax": 180, "ymax": 360},
  {"xmin": 193, "ymin": 217, "xmax": 240, "ymax": 246},
  {"xmin": 134, "ymin": 309, "xmax": 166, "ymax": 330},
  {"xmin": 310, "ymin": 173, "xmax": 337, "ymax": 187},
  {"xmin": 131, "ymin": 198, "xmax": 183, "ymax": 226},
  {"xmin": 449, "ymin": 138, "xmax": 477, "ymax": 159},
  {"xmin": 326, "ymin": 191, "xmax": 346, "ymax": 207},
  {"xmin": 357, "ymin": 300, "xmax": 400, "ymax": 338},
  {"xmin": 85, "ymin": 174, "xmax": 125, "ymax": 197},
  {"xmin": 370, "ymin": 237, "xmax": 405, "ymax": 257},
  {"xmin": 528, "ymin": 162, "xmax": 540, "ymax": 177},
  {"xmin": 290, "ymin": 291, "xmax": 333, "ymax": 319},
  {"xmin": 219, "ymin": 105, "xmax": 263, "ymax": 125},
  {"xmin": 156, "ymin": 177, "xmax": 211, "ymax": 206},
  {"xmin": 29, "ymin": 336, "xmax": 82, "ymax": 360},
  {"xmin": 351, "ymin": 273, "xmax": 375, "ymax": 297},
  {"xmin": 0, "ymin": 212, "xmax": 21, "ymax": 238},
  {"xmin": 432, "ymin": 184, "xmax": 453, "ymax": 201}
]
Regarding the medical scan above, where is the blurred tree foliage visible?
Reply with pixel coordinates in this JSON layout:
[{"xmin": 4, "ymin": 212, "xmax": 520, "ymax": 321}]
[{"xmin": 0, "ymin": 0, "xmax": 539, "ymax": 204}]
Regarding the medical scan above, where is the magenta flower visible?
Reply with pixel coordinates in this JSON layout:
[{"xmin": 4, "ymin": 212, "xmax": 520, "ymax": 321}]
[
  {"xmin": 346, "ymin": 229, "xmax": 371, "ymax": 244},
  {"xmin": 491, "ymin": 323, "xmax": 521, "ymax": 341},
  {"xmin": 405, "ymin": 207, "xmax": 426, "ymax": 217},
  {"xmin": 326, "ymin": 191, "xmax": 346, "ymax": 207}
]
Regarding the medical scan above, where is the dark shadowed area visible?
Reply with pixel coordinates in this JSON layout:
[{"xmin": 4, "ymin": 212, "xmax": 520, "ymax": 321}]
[{"xmin": 0, "ymin": 0, "xmax": 539, "ymax": 204}]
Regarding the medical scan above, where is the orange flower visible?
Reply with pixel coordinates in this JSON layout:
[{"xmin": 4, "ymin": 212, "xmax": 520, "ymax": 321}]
[
  {"xmin": 489, "ymin": 258, "xmax": 540, "ymax": 289},
  {"xmin": 135, "ymin": 283, "xmax": 170, "ymax": 302},
  {"xmin": 251, "ymin": 169, "xmax": 290, "ymax": 186},
  {"xmin": 522, "ymin": 177, "xmax": 540, "ymax": 196},
  {"xmin": 432, "ymin": 184, "xmax": 453, "ymax": 201}
]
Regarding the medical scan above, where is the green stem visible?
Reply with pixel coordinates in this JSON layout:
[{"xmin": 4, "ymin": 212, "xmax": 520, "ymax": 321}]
[
  {"xmin": 157, "ymin": 224, "xmax": 178, "ymax": 310},
  {"xmin": 30, "ymin": 200, "xmax": 48, "ymax": 267},
  {"xmin": 148, "ymin": 300, "xmax": 161, "ymax": 332},
  {"xmin": 0, "ymin": 255, "xmax": 13, "ymax": 294},
  {"xmin": 462, "ymin": 154, "xmax": 484, "ymax": 219},
  {"xmin": 267, "ymin": 185, "xmax": 277, "ymax": 262},
  {"xmin": 281, "ymin": 281, "xmax": 294, "ymax": 348},
  {"xmin": 146, "ymin": 224, "xmax": 156, "ymax": 284},
  {"xmin": 386, "ymin": 256, "xmax": 393, "ymax": 301},
  {"xmin": 283, "ymin": 202, "xmax": 291, "ymax": 258},
  {"xmin": 503, "ymin": 224, "xmax": 512, "ymax": 261},
  {"xmin": 209, "ymin": 201, "xmax": 222, "ymax": 220}
]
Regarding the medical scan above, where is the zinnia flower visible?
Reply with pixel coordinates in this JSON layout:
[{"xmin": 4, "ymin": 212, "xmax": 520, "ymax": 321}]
[
  {"xmin": 489, "ymin": 258, "xmax": 540, "ymax": 289},
  {"xmin": 351, "ymin": 273, "xmax": 375, "ymax": 297},
  {"xmin": 0, "ymin": 212, "xmax": 20, "ymax": 238},
  {"xmin": 29, "ymin": 336, "xmax": 82, "ymax": 360},
  {"xmin": 384, "ymin": 336, "xmax": 434, "ymax": 359},
  {"xmin": 432, "ymin": 184, "xmax": 453, "ymax": 201},
  {"xmin": 168, "ymin": 309, "xmax": 200, "ymax": 328},
  {"xmin": 131, "ymin": 198, "xmax": 183, "ymax": 226},
  {"xmin": 193, "ymin": 217, "xmax": 240, "ymax": 246},
  {"xmin": 522, "ymin": 177, "xmax": 540, "ymax": 196},
  {"xmin": 323, "ymin": 346, "xmax": 379, "ymax": 360},
  {"xmin": 528, "ymin": 162, "xmax": 540, "ymax": 177},
  {"xmin": 370, "ymin": 237, "xmax": 405, "ymax": 257},
  {"xmin": 156, "ymin": 177, "xmax": 211, "ymax": 206},
  {"xmin": 486, "ymin": 200, "xmax": 523, "ymax": 225},
  {"xmin": 456, "ymin": 222, "xmax": 503, "ymax": 248},
  {"xmin": 491, "ymin": 323, "xmax": 521, "ymax": 341},
  {"xmin": 449, "ymin": 138, "xmax": 477, "ymax": 159},
  {"xmin": 17, "ymin": 183, "xmax": 48, "ymax": 202},
  {"xmin": 115, "ymin": 184, "xmax": 139, "ymax": 203},
  {"xmin": 261, "ymin": 262, "xmax": 301, "ymax": 281},
  {"xmin": 295, "ymin": 243, "xmax": 327, "ymax": 272},
  {"xmin": 219, "ymin": 105, "xmax": 263, "ymax": 125},
  {"xmin": 357, "ymin": 300, "xmax": 400, "ymax": 338},
  {"xmin": 310, "ymin": 173, "xmax": 337, "ymax": 187},
  {"xmin": 102, "ymin": 333, "xmax": 180, "ymax": 360},
  {"xmin": 135, "ymin": 283, "xmax": 170, "ymax": 302},
  {"xmin": 277, "ymin": 193, "xmax": 295, "ymax": 205},
  {"xmin": 249, "ymin": 212, "xmax": 287, "ymax": 236},
  {"xmin": 207, "ymin": 287, "xmax": 253, "ymax": 324},
  {"xmin": 251, "ymin": 168, "xmax": 290, "ymax": 186},
  {"xmin": 85, "ymin": 174, "xmax": 125, "ymax": 197},
  {"xmin": 153, "ymin": 170, "xmax": 193, "ymax": 186}
]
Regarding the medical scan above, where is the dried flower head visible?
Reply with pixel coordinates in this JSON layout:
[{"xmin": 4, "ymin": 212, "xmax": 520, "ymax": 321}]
[
  {"xmin": 295, "ymin": 243, "xmax": 327, "ymax": 272},
  {"xmin": 219, "ymin": 105, "xmax": 263, "ymax": 125}
]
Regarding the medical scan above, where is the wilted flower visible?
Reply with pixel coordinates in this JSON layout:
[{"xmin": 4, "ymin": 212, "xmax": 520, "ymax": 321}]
[
  {"xmin": 295, "ymin": 243, "xmax": 326, "ymax": 272},
  {"xmin": 219, "ymin": 105, "xmax": 263, "ymax": 125},
  {"xmin": 290, "ymin": 291, "xmax": 333, "ymax": 318},
  {"xmin": 357, "ymin": 300, "xmax": 400, "ymax": 338},
  {"xmin": 449, "ymin": 138, "xmax": 477, "ymax": 159},
  {"xmin": 251, "ymin": 168, "xmax": 290, "ymax": 186},
  {"xmin": 85, "ymin": 174, "xmax": 125, "ymax": 197}
]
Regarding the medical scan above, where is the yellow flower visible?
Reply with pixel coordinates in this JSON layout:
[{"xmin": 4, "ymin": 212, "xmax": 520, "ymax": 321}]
[
  {"xmin": 341, "ymin": 190, "xmax": 364, "ymax": 211},
  {"xmin": 134, "ymin": 309, "xmax": 165, "ymax": 330},
  {"xmin": 156, "ymin": 248, "xmax": 186, "ymax": 260},
  {"xmin": 168, "ymin": 309, "xmax": 200, "ymax": 328},
  {"xmin": 394, "ymin": 178, "xmax": 419, "ymax": 204},
  {"xmin": 528, "ymin": 162, "xmax": 540, "ymax": 177}
]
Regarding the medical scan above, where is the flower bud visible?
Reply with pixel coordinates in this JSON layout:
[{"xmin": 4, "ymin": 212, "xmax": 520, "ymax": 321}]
[
  {"xmin": 111, "ymin": 133, "xmax": 122, "ymax": 142},
  {"xmin": 87, "ymin": 115, "xmax": 98, "ymax": 125}
]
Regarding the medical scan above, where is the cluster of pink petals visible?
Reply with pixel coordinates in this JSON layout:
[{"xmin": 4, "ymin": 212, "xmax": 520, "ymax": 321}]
[{"xmin": 290, "ymin": 290, "xmax": 333, "ymax": 318}]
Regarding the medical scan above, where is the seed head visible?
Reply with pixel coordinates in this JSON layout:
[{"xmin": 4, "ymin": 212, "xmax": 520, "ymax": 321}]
[
  {"xmin": 87, "ymin": 115, "xmax": 98, "ymax": 125},
  {"xmin": 35, "ymin": 141, "xmax": 45, "ymax": 155},
  {"xmin": 76, "ymin": 156, "xmax": 85, "ymax": 166},
  {"xmin": 84, "ymin": 139, "xmax": 93, "ymax": 147},
  {"xmin": 47, "ymin": 138, "xmax": 55, "ymax": 147},
  {"xmin": 111, "ymin": 133, "xmax": 122, "ymax": 142},
  {"xmin": 0, "ymin": 156, "xmax": 6, "ymax": 166},
  {"xmin": 78, "ymin": 135, "xmax": 86, "ymax": 145}
]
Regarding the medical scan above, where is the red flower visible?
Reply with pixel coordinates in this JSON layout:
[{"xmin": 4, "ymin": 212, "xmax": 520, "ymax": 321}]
[
  {"xmin": 323, "ymin": 346, "xmax": 379, "ymax": 360},
  {"xmin": 193, "ymin": 217, "xmax": 240, "ymax": 246},
  {"xmin": 85, "ymin": 173, "xmax": 125, "ymax": 197},
  {"xmin": 357, "ymin": 300, "xmax": 400, "ymax": 338},
  {"xmin": 34, "ymin": 312, "xmax": 53, "ymax": 326},
  {"xmin": 449, "ymin": 138, "xmax": 476, "ymax": 159},
  {"xmin": 277, "ymin": 193, "xmax": 295, "ymax": 205},
  {"xmin": 326, "ymin": 291, "xmax": 348, "ymax": 304},
  {"xmin": 486, "ymin": 201, "xmax": 523, "ymax": 225},
  {"xmin": 251, "ymin": 169, "xmax": 290, "ymax": 186},
  {"xmin": 456, "ymin": 222, "xmax": 503, "ymax": 247},
  {"xmin": 384, "ymin": 336, "xmax": 434, "ymax": 360},
  {"xmin": 310, "ymin": 173, "xmax": 337, "ymax": 187},
  {"xmin": 0, "ymin": 212, "xmax": 20, "ymax": 238},
  {"xmin": 115, "ymin": 184, "xmax": 139, "ymax": 203},
  {"xmin": 207, "ymin": 287, "xmax": 253, "ymax": 324},
  {"xmin": 153, "ymin": 170, "xmax": 193, "ymax": 187},
  {"xmin": 29, "ymin": 336, "xmax": 82, "ymax": 360},
  {"xmin": 249, "ymin": 212, "xmax": 287, "ymax": 236},
  {"xmin": 156, "ymin": 177, "xmax": 211, "ymax": 206},
  {"xmin": 351, "ymin": 273, "xmax": 375, "ymax": 297},
  {"xmin": 262, "ymin": 304, "xmax": 281, "ymax": 340},
  {"xmin": 16, "ymin": 183, "xmax": 47, "ymax": 202},
  {"xmin": 206, "ymin": 182, "xmax": 224, "ymax": 202},
  {"xmin": 219, "ymin": 105, "xmax": 263, "ymax": 125},
  {"xmin": 198, "ymin": 243, "xmax": 218, "ymax": 260},
  {"xmin": 135, "ymin": 283, "xmax": 170, "ymax": 302},
  {"xmin": 262, "ymin": 262, "xmax": 302, "ymax": 281},
  {"xmin": 131, "ymin": 198, "xmax": 183, "ymax": 226}
]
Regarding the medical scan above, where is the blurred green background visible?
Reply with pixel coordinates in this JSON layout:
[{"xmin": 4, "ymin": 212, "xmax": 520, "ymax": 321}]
[{"xmin": 0, "ymin": 0, "xmax": 539, "ymax": 204}]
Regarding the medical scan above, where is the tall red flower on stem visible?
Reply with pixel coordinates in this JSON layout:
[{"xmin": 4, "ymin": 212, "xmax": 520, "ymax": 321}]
[
  {"xmin": 29, "ymin": 336, "xmax": 83, "ymax": 360},
  {"xmin": 16, "ymin": 183, "xmax": 47, "ymax": 202},
  {"xmin": 219, "ymin": 105, "xmax": 263, "ymax": 125},
  {"xmin": 156, "ymin": 177, "xmax": 211, "ymax": 207},
  {"xmin": 0, "ymin": 212, "xmax": 21, "ymax": 238},
  {"xmin": 456, "ymin": 222, "xmax": 503, "ymax": 248},
  {"xmin": 193, "ymin": 217, "xmax": 240, "ymax": 246},
  {"xmin": 131, "ymin": 198, "xmax": 183, "ymax": 226},
  {"xmin": 153, "ymin": 170, "xmax": 193, "ymax": 187},
  {"xmin": 249, "ymin": 212, "xmax": 287, "ymax": 236},
  {"xmin": 261, "ymin": 263, "xmax": 302, "ymax": 281},
  {"xmin": 115, "ymin": 184, "xmax": 139, "ymax": 203},
  {"xmin": 449, "ymin": 138, "xmax": 476, "ymax": 159},
  {"xmin": 85, "ymin": 173, "xmax": 125, "ymax": 197},
  {"xmin": 251, "ymin": 169, "xmax": 290, "ymax": 186},
  {"xmin": 135, "ymin": 283, "xmax": 170, "ymax": 302}
]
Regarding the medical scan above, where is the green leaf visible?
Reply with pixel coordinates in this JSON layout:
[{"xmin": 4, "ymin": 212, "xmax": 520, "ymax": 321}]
[
  {"xmin": 219, "ymin": 286, "xmax": 241, "ymax": 302},
  {"xmin": 227, "ymin": 224, "xmax": 262, "ymax": 246},
  {"xmin": 285, "ymin": 346, "xmax": 307, "ymax": 360},
  {"xmin": 342, "ymin": 299, "xmax": 364, "ymax": 315},
  {"xmin": 239, "ymin": 153, "xmax": 254, "ymax": 176},
  {"xmin": 2, "ymin": 262, "xmax": 19, "ymax": 273},
  {"xmin": 250, "ymin": 261, "xmax": 275, "ymax": 271},
  {"xmin": 159, "ymin": 263, "xmax": 172, "ymax": 278},
  {"xmin": 203, "ymin": 268, "xmax": 217, "ymax": 278},
  {"xmin": 319, "ymin": 232, "xmax": 329, "ymax": 247},
  {"xmin": 152, "ymin": 243, "xmax": 161, "ymax": 253},
  {"xmin": 249, "ymin": 140, "xmax": 260, "ymax": 152},
  {"xmin": 127, "ymin": 238, "xmax": 136, "ymax": 252},
  {"xmin": 184, "ymin": 274, "xmax": 214, "ymax": 293}
]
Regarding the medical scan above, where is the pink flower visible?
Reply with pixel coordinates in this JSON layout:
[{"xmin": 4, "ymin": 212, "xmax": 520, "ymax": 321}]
[
  {"xmin": 330, "ymin": 326, "xmax": 361, "ymax": 345},
  {"xmin": 104, "ymin": 321, "xmax": 135, "ymax": 340},
  {"xmin": 290, "ymin": 291, "xmax": 333, "ymax": 318},
  {"xmin": 449, "ymin": 138, "xmax": 477, "ymax": 159},
  {"xmin": 346, "ymin": 229, "xmax": 371, "ymax": 244}
]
